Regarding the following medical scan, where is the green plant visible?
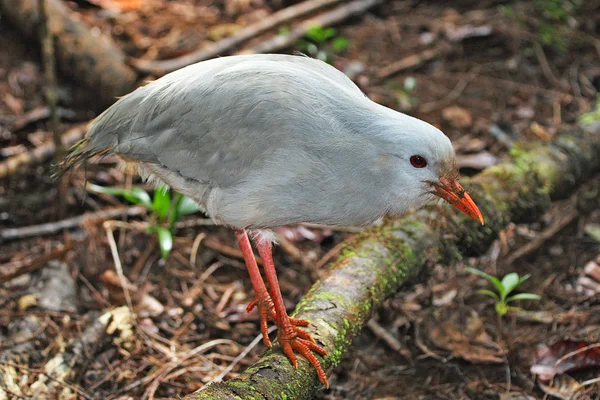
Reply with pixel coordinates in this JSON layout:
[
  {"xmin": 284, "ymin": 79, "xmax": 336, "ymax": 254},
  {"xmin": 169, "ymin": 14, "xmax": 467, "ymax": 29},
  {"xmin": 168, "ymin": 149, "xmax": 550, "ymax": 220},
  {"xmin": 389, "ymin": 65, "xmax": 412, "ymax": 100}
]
[
  {"xmin": 579, "ymin": 96, "xmax": 600, "ymax": 125},
  {"xmin": 88, "ymin": 183, "xmax": 200, "ymax": 259},
  {"xmin": 499, "ymin": 0, "xmax": 581, "ymax": 52},
  {"xmin": 466, "ymin": 267, "xmax": 541, "ymax": 316},
  {"xmin": 386, "ymin": 77, "xmax": 419, "ymax": 110},
  {"xmin": 295, "ymin": 24, "xmax": 349, "ymax": 63}
]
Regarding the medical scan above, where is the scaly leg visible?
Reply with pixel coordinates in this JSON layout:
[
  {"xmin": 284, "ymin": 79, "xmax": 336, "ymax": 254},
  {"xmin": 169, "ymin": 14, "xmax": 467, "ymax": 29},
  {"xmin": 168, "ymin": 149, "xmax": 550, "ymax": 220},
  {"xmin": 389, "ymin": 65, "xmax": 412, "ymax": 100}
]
[
  {"xmin": 256, "ymin": 239, "xmax": 329, "ymax": 387},
  {"xmin": 235, "ymin": 229, "xmax": 308, "ymax": 348}
]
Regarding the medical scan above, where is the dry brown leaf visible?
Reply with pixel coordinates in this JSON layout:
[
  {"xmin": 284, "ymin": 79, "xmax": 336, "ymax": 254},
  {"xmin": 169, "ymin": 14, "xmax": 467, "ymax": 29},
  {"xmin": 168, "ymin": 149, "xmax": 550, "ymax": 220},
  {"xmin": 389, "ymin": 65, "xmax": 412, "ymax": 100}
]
[
  {"xmin": 442, "ymin": 105, "xmax": 473, "ymax": 128},
  {"xmin": 426, "ymin": 309, "xmax": 506, "ymax": 363}
]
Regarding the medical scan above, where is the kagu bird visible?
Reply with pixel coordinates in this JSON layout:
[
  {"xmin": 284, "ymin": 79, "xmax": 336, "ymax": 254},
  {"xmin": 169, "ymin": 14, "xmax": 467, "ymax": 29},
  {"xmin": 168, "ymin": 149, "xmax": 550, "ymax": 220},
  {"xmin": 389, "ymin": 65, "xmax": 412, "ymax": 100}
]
[{"xmin": 65, "ymin": 54, "xmax": 484, "ymax": 386}]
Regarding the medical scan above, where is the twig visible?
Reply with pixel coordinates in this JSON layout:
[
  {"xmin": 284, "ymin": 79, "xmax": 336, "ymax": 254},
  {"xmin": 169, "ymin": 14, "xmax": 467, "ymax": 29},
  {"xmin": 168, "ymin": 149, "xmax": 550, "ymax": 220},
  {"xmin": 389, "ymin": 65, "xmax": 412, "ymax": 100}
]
[
  {"xmin": 376, "ymin": 44, "xmax": 450, "ymax": 80},
  {"xmin": 202, "ymin": 327, "xmax": 277, "ymax": 387},
  {"xmin": 203, "ymin": 237, "xmax": 262, "ymax": 265},
  {"xmin": 506, "ymin": 205, "xmax": 578, "ymax": 265},
  {"xmin": 143, "ymin": 339, "xmax": 238, "ymax": 400},
  {"xmin": 131, "ymin": 0, "xmax": 345, "ymax": 75},
  {"xmin": 0, "ymin": 206, "xmax": 147, "ymax": 242},
  {"xmin": 103, "ymin": 220, "xmax": 135, "ymax": 311},
  {"xmin": 418, "ymin": 66, "xmax": 481, "ymax": 113},
  {"xmin": 8, "ymin": 106, "xmax": 79, "ymax": 133},
  {"xmin": 240, "ymin": 0, "xmax": 384, "ymax": 55},
  {"xmin": 182, "ymin": 262, "xmax": 224, "ymax": 307},
  {"xmin": 190, "ymin": 232, "xmax": 207, "ymax": 266},
  {"xmin": 555, "ymin": 343, "xmax": 600, "ymax": 370},
  {"xmin": 315, "ymin": 240, "xmax": 346, "ymax": 269},
  {"xmin": 0, "ymin": 245, "xmax": 72, "ymax": 284},
  {"xmin": 533, "ymin": 41, "xmax": 570, "ymax": 92},
  {"xmin": 367, "ymin": 319, "xmax": 411, "ymax": 360},
  {"xmin": 0, "ymin": 123, "xmax": 87, "ymax": 178},
  {"xmin": 38, "ymin": 0, "xmax": 65, "ymax": 217},
  {"xmin": 444, "ymin": 71, "xmax": 574, "ymax": 101}
]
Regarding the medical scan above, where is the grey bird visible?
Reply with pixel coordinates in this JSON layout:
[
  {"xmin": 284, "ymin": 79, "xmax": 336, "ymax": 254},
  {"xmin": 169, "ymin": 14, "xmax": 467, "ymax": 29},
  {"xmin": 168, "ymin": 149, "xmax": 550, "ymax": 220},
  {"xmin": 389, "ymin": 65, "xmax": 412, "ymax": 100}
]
[{"xmin": 65, "ymin": 54, "xmax": 484, "ymax": 386}]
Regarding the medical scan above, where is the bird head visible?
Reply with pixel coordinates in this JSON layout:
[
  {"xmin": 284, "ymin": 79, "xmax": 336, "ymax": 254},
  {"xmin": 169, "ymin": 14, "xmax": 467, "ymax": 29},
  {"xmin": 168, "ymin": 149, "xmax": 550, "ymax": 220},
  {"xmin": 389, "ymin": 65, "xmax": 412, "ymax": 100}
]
[{"xmin": 382, "ymin": 115, "xmax": 484, "ymax": 225}]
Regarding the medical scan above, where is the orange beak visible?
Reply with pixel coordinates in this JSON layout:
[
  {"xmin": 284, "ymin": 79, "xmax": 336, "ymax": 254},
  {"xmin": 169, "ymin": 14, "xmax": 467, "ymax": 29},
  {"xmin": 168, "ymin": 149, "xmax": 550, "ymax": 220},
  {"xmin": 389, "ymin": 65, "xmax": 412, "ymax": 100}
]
[{"xmin": 431, "ymin": 177, "xmax": 485, "ymax": 225}]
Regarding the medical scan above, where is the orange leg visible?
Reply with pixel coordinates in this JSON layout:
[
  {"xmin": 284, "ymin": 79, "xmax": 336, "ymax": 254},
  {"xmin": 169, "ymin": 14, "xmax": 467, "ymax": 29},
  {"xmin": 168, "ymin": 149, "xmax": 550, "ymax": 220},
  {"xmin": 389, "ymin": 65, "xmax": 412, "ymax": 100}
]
[
  {"xmin": 256, "ymin": 239, "xmax": 329, "ymax": 387},
  {"xmin": 235, "ymin": 230, "xmax": 310, "ymax": 347},
  {"xmin": 235, "ymin": 229, "xmax": 274, "ymax": 347}
]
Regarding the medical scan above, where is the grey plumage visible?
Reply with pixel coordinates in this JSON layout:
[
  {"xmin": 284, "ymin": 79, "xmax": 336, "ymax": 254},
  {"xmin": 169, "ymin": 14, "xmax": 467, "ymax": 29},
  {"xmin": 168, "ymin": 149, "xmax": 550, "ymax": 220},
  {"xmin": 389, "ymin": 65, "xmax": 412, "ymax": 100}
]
[{"xmin": 67, "ymin": 54, "xmax": 455, "ymax": 229}]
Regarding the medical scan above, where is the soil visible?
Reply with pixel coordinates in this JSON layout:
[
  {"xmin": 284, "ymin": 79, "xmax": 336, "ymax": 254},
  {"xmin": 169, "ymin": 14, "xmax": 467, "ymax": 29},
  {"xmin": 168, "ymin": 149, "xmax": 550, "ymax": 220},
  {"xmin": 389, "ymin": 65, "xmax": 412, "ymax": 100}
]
[{"xmin": 1, "ymin": 0, "xmax": 599, "ymax": 399}]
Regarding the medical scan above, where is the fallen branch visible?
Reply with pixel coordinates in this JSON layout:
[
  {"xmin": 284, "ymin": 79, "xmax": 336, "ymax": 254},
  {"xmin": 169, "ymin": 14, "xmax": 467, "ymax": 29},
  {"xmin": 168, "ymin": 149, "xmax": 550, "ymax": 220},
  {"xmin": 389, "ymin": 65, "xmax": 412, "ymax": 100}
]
[
  {"xmin": 0, "ymin": 245, "xmax": 72, "ymax": 284},
  {"xmin": 0, "ymin": 0, "xmax": 137, "ymax": 109},
  {"xmin": 376, "ymin": 44, "xmax": 450, "ymax": 80},
  {"xmin": 8, "ymin": 106, "xmax": 80, "ymax": 133},
  {"xmin": 185, "ymin": 125, "xmax": 600, "ymax": 399},
  {"xmin": 240, "ymin": 0, "xmax": 384, "ymax": 55},
  {"xmin": 506, "ymin": 200, "xmax": 579, "ymax": 265},
  {"xmin": 131, "ymin": 0, "xmax": 345, "ymax": 75},
  {"xmin": 0, "ymin": 124, "xmax": 87, "ymax": 178},
  {"xmin": 0, "ymin": 205, "xmax": 146, "ymax": 242}
]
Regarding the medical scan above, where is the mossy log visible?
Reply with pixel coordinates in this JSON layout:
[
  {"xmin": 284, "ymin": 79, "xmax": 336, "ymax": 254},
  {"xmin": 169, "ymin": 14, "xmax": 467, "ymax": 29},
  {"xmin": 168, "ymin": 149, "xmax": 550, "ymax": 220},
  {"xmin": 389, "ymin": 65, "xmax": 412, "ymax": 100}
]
[
  {"xmin": 186, "ymin": 125, "xmax": 600, "ymax": 400},
  {"xmin": 0, "ymin": 0, "xmax": 137, "ymax": 110}
]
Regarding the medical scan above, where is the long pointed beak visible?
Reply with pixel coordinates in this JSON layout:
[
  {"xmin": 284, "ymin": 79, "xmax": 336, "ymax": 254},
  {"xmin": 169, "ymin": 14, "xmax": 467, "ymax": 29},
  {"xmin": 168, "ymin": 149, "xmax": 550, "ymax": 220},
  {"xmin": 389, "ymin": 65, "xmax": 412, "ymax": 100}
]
[{"xmin": 431, "ymin": 177, "xmax": 485, "ymax": 225}]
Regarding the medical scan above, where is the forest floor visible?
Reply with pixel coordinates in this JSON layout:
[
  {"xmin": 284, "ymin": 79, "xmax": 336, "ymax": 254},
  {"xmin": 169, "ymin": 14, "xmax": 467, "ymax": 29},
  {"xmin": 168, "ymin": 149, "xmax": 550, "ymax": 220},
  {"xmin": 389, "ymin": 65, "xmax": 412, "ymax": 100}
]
[{"xmin": 1, "ymin": 0, "xmax": 600, "ymax": 399}]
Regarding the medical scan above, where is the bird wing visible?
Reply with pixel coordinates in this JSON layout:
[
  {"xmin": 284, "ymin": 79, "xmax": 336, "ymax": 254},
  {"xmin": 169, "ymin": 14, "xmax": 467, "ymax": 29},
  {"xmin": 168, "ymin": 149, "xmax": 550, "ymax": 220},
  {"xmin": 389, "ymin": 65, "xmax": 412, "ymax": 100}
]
[{"xmin": 73, "ymin": 54, "xmax": 366, "ymax": 189}]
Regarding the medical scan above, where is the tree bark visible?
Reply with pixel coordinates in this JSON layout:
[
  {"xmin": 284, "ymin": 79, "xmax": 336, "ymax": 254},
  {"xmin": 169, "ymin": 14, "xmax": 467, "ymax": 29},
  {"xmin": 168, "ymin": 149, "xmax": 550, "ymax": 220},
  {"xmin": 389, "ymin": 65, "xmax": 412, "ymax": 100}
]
[
  {"xmin": 185, "ymin": 125, "xmax": 600, "ymax": 400},
  {"xmin": 0, "ymin": 0, "xmax": 137, "ymax": 110}
]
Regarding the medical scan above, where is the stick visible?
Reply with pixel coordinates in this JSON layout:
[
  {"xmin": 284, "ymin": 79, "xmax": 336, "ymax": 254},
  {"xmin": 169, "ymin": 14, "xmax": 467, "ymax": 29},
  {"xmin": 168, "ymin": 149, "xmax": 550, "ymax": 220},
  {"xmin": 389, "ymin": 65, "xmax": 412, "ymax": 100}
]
[
  {"xmin": 505, "ymin": 204, "xmax": 579, "ymax": 265},
  {"xmin": 376, "ymin": 44, "xmax": 450, "ymax": 80},
  {"xmin": 131, "ymin": 0, "xmax": 346, "ymax": 75},
  {"xmin": 0, "ymin": 245, "xmax": 72, "ymax": 284},
  {"xmin": 0, "ymin": 206, "xmax": 147, "ymax": 242},
  {"xmin": 241, "ymin": 0, "xmax": 383, "ymax": 56},
  {"xmin": 184, "ymin": 125, "xmax": 600, "ymax": 399},
  {"xmin": 0, "ymin": 124, "xmax": 87, "ymax": 178}
]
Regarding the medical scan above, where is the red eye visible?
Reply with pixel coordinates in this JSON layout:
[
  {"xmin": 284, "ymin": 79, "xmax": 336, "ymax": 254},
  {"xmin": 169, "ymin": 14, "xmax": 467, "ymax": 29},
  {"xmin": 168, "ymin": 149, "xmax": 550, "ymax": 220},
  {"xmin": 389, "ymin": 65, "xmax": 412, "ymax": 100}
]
[{"xmin": 410, "ymin": 155, "xmax": 427, "ymax": 168}]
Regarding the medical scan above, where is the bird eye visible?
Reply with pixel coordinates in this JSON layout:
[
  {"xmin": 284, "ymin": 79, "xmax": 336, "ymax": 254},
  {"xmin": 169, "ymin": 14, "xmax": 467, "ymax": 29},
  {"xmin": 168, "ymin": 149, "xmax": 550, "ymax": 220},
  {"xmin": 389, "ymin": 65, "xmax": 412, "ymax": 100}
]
[{"xmin": 410, "ymin": 155, "xmax": 427, "ymax": 168}]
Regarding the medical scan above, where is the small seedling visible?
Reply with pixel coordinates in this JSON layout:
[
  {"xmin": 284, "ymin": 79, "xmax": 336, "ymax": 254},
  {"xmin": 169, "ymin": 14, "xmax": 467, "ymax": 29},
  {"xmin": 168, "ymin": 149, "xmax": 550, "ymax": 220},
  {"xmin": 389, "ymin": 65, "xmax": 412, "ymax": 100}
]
[
  {"xmin": 466, "ymin": 267, "xmax": 541, "ymax": 316},
  {"xmin": 295, "ymin": 24, "xmax": 349, "ymax": 64},
  {"xmin": 386, "ymin": 77, "xmax": 419, "ymax": 110},
  {"xmin": 579, "ymin": 96, "xmax": 600, "ymax": 126},
  {"xmin": 88, "ymin": 183, "xmax": 200, "ymax": 259}
]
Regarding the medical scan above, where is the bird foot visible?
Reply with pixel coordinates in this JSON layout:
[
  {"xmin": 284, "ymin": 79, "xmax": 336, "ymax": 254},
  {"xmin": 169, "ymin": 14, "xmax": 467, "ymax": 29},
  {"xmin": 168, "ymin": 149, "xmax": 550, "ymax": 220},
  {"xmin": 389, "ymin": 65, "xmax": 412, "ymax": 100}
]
[
  {"xmin": 247, "ymin": 296, "xmax": 328, "ymax": 387},
  {"xmin": 277, "ymin": 315, "xmax": 329, "ymax": 387},
  {"xmin": 247, "ymin": 294, "xmax": 309, "ymax": 348}
]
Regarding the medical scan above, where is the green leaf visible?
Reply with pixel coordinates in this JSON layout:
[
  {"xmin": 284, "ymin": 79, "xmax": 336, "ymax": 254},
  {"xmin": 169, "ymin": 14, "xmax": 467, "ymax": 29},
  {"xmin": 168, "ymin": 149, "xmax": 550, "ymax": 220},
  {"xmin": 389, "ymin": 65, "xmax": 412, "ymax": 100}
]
[
  {"xmin": 501, "ymin": 272, "xmax": 520, "ymax": 298},
  {"xmin": 153, "ymin": 186, "xmax": 171, "ymax": 221},
  {"xmin": 584, "ymin": 223, "xmax": 600, "ymax": 243},
  {"xmin": 506, "ymin": 293, "xmax": 541, "ymax": 303},
  {"xmin": 331, "ymin": 36, "xmax": 349, "ymax": 53},
  {"xmin": 156, "ymin": 227, "xmax": 173, "ymax": 259},
  {"xmin": 478, "ymin": 289, "xmax": 500, "ymax": 300},
  {"xmin": 295, "ymin": 39, "xmax": 311, "ymax": 52},
  {"xmin": 88, "ymin": 183, "xmax": 152, "ymax": 209},
  {"xmin": 465, "ymin": 267, "xmax": 505, "ymax": 297},
  {"xmin": 177, "ymin": 196, "xmax": 200, "ymax": 217},
  {"xmin": 516, "ymin": 273, "xmax": 531, "ymax": 287},
  {"xmin": 305, "ymin": 25, "xmax": 336, "ymax": 44}
]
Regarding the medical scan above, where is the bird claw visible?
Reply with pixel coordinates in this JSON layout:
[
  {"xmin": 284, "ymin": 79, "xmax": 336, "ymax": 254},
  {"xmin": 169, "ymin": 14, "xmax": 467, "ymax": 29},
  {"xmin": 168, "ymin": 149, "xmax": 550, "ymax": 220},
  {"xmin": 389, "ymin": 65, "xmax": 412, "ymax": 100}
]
[
  {"xmin": 279, "ymin": 325, "xmax": 329, "ymax": 387},
  {"xmin": 247, "ymin": 295, "xmax": 328, "ymax": 386},
  {"xmin": 247, "ymin": 294, "xmax": 311, "ymax": 348}
]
